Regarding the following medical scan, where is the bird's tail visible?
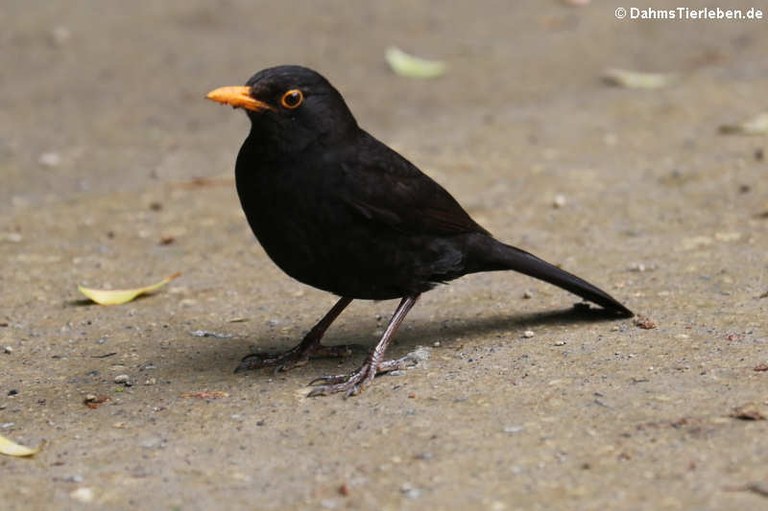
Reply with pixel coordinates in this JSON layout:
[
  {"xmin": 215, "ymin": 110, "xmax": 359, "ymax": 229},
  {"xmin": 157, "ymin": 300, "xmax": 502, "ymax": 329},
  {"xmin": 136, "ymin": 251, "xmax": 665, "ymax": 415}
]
[{"xmin": 465, "ymin": 235, "xmax": 633, "ymax": 317}]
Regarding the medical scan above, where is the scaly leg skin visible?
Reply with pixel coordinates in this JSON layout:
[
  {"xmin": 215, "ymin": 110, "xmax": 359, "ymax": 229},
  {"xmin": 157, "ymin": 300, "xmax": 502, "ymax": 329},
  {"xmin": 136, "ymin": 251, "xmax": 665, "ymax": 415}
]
[
  {"xmin": 307, "ymin": 295, "xmax": 420, "ymax": 397},
  {"xmin": 235, "ymin": 296, "xmax": 353, "ymax": 373}
]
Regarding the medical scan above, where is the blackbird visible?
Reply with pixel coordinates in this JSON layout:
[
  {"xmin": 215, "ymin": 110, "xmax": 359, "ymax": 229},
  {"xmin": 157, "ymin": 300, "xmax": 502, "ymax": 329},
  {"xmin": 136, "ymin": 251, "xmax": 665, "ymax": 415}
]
[{"xmin": 206, "ymin": 65, "xmax": 632, "ymax": 396}]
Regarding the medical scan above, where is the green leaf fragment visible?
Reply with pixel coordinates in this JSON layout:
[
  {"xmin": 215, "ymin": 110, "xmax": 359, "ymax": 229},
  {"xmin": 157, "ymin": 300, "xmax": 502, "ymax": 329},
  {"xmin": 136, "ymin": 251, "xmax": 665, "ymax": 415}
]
[
  {"xmin": 602, "ymin": 68, "xmax": 676, "ymax": 89},
  {"xmin": 385, "ymin": 47, "xmax": 447, "ymax": 79}
]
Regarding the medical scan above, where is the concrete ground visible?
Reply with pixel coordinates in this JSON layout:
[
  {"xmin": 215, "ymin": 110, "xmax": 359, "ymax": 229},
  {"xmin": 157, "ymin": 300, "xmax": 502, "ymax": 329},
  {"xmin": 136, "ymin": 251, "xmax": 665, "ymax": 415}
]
[{"xmin": 1, "ymin": 1, "xmax": 766, "ymax": 510}]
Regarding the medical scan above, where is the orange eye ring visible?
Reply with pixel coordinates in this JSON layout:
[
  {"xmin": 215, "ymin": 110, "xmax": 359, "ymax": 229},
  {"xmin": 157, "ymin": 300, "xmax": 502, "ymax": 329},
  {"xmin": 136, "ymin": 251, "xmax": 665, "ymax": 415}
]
[{"xmin": 280, "ymin": 89, "xmax": 304, "ymax": 109}]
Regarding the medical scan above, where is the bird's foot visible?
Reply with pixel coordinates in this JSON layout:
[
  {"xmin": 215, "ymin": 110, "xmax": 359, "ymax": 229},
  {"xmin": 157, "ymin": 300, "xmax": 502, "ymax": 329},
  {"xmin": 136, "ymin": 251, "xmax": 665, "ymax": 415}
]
[
  {"xmin": 235, "ymin": 343, "xmax": 354, "ymax": 373},
  {"xmin": 306, "ymin": 353, "xmax": 420, "ymax": 397}
]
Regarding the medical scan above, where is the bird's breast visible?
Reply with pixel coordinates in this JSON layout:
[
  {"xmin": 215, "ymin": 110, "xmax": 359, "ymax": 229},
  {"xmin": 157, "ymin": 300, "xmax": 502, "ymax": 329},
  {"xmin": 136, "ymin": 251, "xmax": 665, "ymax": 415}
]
[{"xmin": 233, "ymin": 152, "xmax": 462, "ymax": 299}]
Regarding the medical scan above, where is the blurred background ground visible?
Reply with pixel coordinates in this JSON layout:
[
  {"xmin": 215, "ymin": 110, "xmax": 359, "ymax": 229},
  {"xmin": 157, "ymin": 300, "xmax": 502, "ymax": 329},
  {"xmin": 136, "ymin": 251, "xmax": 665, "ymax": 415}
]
[{"xmin": 1, "ymin": 1, "xmax": 766, "ymax": 510}]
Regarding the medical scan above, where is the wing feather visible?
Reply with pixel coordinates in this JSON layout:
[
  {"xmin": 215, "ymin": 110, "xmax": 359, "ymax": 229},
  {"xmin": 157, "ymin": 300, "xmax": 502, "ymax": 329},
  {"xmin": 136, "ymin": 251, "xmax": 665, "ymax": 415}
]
[{"xmin": 338, "ymin": 132, "xmax": 489, "ymax": 237}]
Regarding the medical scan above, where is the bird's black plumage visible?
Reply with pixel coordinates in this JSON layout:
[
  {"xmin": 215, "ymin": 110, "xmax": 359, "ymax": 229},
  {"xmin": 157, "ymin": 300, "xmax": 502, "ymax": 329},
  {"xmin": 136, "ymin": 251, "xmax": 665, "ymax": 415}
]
[{"xmin": 207, "ymin": 65, "xmax": 632, "ymax": 396}]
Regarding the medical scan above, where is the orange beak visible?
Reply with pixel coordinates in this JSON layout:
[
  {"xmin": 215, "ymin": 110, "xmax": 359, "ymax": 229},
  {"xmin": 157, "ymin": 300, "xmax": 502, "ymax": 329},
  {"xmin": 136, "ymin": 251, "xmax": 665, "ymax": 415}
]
[{"xmin": 205, "ymin": 86, "xmax": 273, "ymax": 112}]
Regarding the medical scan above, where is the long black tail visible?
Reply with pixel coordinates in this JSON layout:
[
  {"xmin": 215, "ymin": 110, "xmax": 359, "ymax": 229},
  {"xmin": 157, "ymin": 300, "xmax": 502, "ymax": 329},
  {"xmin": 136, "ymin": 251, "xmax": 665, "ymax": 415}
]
[{"xmin": 466, "ymin": 235, "xmax": 633, "ymax": 317}]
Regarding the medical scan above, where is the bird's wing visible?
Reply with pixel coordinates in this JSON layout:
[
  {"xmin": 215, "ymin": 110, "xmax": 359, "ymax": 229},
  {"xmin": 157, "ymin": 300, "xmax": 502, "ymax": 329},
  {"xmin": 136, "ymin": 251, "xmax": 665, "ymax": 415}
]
[{"xmin": 337, "ymin": 131, "xmax": 489, "ymax": 236}]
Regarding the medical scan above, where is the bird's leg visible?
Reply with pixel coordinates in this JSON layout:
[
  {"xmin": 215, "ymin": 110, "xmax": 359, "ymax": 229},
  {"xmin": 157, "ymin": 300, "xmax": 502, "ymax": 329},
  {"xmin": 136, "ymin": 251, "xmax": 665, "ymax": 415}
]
[
  {"xmin": 235, "ymin": 296, "xmax": 353, "ymax": 373},
  {"xmin": 307, "ymin": 295, "xmax": 420, "ymax": 397}
]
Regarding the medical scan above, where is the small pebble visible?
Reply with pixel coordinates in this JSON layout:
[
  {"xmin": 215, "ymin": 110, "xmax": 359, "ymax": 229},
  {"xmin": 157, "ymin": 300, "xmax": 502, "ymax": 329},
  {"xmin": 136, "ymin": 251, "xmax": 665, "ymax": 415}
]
[
  {"xmin": 553, "ymin": 340, "xmax": 567, "ymax": 346},
  {"xmin": 628, "ymin": 262, "xmax": 657, "ymax": 272},
  {"xmin": 400, "ymin": 483, "xmax": 422, "ymax": 499},
  {"xmin": 11, "ymin": 196, "xmax": 29, "ymax": 208},
  {"xmin": 50, "ymin": 26, "xmax": 72, "ymax": 46},
  {"xmin": 70, "ymin": 487, "xmax": 94, "ymax": 503},
  {"xmin": 522, "ymin": 330, "xmax": 535, "ymax": 338},
  {"xmin": 634, "ymin": 316, "xmax": 657, "ymax": 330},
  {"xmin": 503, "ymin": 425, "xmax": 525, "ymax": 434},
  {"xmin": 189, "ymin": 330, "xmax": 232, "ymax": 339},
  {"xmin": 38, "ymin": 152, "xmax": 61, "ymax": 167},
  {"xmin": 522, "ymin": 290, "xmax": 534, "ymax": 299},
  {"xmin": 140, "ymin": 437, "xmax": 165, "ymax": 449},
  {"xmin": 3, "ymin": 346, "xmax": 12, "ymax": 354},
  {"xmin": 1, "ymin": 233, "xmax": 22, "ymax": 243},
  {"xmin": 406, "ymin": 346, "xmax": 431, "ymax": 363},
  {"xmin": 114, "ymin": 374, "xmax": 132, "ymax": 386},
  {"xmin": 552, "ymin": 194, "xmax": 567, "ymax": 208}
]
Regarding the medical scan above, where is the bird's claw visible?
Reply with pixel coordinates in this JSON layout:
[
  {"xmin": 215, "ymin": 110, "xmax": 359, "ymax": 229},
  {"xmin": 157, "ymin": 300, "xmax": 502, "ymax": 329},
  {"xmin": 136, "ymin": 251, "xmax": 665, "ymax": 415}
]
[
  {"xmin": 235, "ymin": 344, "xmax": 354, "ymax": 374},
  {"xmin": 306, "ymin": 368, "xmax": 374, "ymax": 397},
  {"xmin": 376, "ymin": 353, "xmax": 420, "ymax": 373},
  {"xmin": 235, "ymin": 352, "xmax": 308, "ymax": 373},
  {"xmin": 308, "ymin": 374, "xmax": 349, "ymax": 386},
  {"xmin": 306, "ymin": 353, "xmax": 421, "ymax": 397}
]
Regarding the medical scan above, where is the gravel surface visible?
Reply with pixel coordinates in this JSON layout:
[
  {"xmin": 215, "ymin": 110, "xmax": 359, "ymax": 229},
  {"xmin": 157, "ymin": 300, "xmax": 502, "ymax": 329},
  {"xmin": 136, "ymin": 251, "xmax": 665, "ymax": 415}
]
[{"xmin": 1, "ymin": 2, "xmax": 766, "ymax": 510}]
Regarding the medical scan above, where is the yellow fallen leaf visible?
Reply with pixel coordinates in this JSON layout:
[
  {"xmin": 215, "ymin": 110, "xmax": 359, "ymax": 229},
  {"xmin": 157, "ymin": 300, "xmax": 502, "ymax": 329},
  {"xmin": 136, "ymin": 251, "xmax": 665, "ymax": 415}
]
[
  {"xmin": 602, "ymin": 68, "xmax": 676, "ymax": 89},
  {"xmin": 385, "ymin": 47, "xmax": 447, "ymax": 79},
  {"xmin": 0, "ymin": 433, "xmax": 40, "ymax": 457},
  {"xmin": 719, "ymin": 112, "xmax": 768, "ymax": 136},
  {"xmin": 78, "ymin": 272, "xmax": 181, "ymax": 305}
]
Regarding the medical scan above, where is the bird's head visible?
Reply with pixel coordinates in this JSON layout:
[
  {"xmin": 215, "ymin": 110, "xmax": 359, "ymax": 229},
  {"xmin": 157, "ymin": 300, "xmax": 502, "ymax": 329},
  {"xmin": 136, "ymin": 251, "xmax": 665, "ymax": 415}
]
[{"xmin": 206, "ymin": 65, "xmax": 358, "ymax": 153}]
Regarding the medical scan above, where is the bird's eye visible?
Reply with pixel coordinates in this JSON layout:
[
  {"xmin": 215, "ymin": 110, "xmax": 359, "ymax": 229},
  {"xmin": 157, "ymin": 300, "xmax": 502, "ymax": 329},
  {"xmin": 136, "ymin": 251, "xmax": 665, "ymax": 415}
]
[{"xmin": 280, "ymin": 89, "xmax": 304, "ymax": 109}]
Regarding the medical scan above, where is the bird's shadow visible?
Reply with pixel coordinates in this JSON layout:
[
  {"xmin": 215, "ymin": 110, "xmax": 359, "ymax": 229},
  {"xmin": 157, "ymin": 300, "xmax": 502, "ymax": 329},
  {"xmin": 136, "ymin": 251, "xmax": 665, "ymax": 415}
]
[
  {"xmin": 341, "ymin": 304, "xmax": 619, "ymax": 350},
  {"xmin": 218, "ymin": 304, "xmax": 627, "ymax": 375}
]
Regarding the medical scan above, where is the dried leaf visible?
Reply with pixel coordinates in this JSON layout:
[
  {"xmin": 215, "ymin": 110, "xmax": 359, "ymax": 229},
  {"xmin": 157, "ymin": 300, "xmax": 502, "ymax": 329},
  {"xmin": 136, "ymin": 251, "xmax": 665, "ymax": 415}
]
[
  {"xmin": 633, "ymin": 315, "xmax": 657, "ymax": 329},
  {"xmin": 602, "ymin": 68, "xmax": 676, "ymax": 89},
  {"xmin": 170, "ymin": 176, "xmax": 233, "ymax": 190},
  {"xmin": 0, "ymin": 433, "xmax": 40, "ymax": 457},
  {"xmin": 730, "ymin": 403, "xmax": 766, "ymax": 421},
  {"xmin": 84, "ymin": 394, "xmax": 111, "ymax": 409},
  {"xmin": 719, "ymin": 112, "xmax": 768, "ymax": 136},
  {"xmin": 78, "ymin": 272, "xmax": 181, "ymax": 306},
  {"xmin": 385, "ymin": 47, "xmax": 447, "ymax": 79},
  {"xmin": 746, "ymin": 481, "xmax": 768, "ymax": 498}
]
